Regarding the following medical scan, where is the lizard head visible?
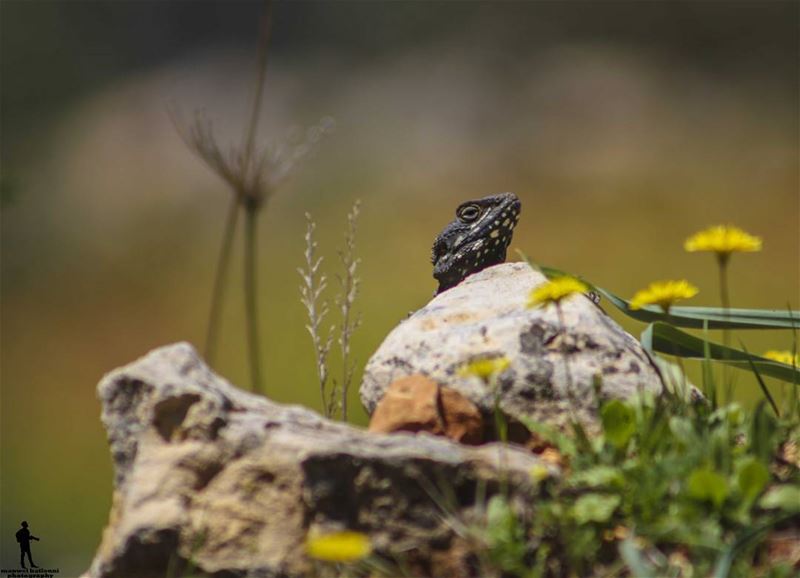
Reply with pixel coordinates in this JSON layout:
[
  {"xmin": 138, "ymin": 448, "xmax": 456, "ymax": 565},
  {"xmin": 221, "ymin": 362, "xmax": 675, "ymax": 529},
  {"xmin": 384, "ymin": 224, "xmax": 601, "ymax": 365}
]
[{"xmin": 431, "ymin": 192, "xmax": 521, "ymax": 294}]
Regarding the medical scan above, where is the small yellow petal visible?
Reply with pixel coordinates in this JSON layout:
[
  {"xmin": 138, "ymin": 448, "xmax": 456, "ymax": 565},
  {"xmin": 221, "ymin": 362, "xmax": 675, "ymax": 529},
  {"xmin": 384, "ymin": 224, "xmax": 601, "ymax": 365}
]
[
  {"xmin": 530, "ymin": 464, "xmax": 551, "ymax": 484},
  {"xmin": 629, "ymin": 280, "xmax": 699, "ymax": 311},
  {"xmin": 684, "ymin": 225, "xmax": 762, "ymax": 255},
  {"xmin": 528, "ymin": 277, "xmax": 589, "ymax": 308},
  {"xmin": 459, "ymin": 356, "xmax": 511, "ymax": 380},
  {"xmin": 305, "ymin": 530, "xmax": 371, "ymax": 563},
  {"xmin": 763, "ymin": 350, "xmax": 799, "ymax": 366}
]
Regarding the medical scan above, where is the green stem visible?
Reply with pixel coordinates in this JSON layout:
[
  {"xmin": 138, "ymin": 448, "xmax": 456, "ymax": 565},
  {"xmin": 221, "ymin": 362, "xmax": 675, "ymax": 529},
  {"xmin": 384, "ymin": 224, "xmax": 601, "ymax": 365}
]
[
  {"xmin": 790, "ymin": 303, "xmax": 799, "ymax": 419},
  {"xmin": 718, "ymin": 255, "xmax": 731, "ymax": 341},
  {"xmin": 491, "ymin": 375, "xmax": 508, "ymax": 496},
  {"xmin": 244, "ymin": 207, "xmax": 263, "ymax": 392},
  {"xmin": 204, "ymin": 196, "xmax": 240, "ymax": 365},
  {"xmin": 718, "ymin": 255, "xmax": 732, "ymax": 400},
  {"xmin": 556, "ymin": 303, "xmax": 574, "ymax": 400},
  {"xmin": 665, "ymin": 308, "xmax": 688, "ymax": 399},
  {"xmin": 493, "ymin": 386, "xmax": 508, "ymax": 444}
]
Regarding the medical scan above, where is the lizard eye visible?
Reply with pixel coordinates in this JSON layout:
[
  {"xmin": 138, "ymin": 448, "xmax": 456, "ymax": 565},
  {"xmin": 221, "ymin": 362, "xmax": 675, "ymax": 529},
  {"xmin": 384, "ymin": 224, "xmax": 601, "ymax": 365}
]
[{"xmin": 458, "ymin": 204, "xmax": 481, "ymax": 222}]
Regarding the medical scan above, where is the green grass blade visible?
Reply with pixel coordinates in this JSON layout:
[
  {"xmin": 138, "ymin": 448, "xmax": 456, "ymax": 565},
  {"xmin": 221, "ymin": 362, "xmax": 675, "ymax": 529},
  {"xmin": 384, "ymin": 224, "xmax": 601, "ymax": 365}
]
[
  {"xmin": 619, "ymin": 538, "xmax": 656, "ymax": 578},
  {"xmin": 711, "ymin": 544, "xmax": 733, "ymax": 578},
  {"xmin": 530, "ymin": 262, "xmax": 800, "ymax": 330},
  {"xmin": 648, "ymin": 322, "xmax": 800, "ymax": 384},
  {"xmin": 711, "ymin": 514, "xmax": 793, "ymax": 578},
  {"xmin": 739, "ymin": 340, "xmax": 780, "ymax": 417}
]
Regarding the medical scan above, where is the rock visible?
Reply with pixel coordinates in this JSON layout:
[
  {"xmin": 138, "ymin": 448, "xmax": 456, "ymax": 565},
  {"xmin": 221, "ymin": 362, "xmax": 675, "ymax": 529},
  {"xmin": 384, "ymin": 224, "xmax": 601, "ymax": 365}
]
[
  {"xmin": 439, "ymin": 386, "xmax": 484, "ymax": 444},
  {"xmin": 368, "ymin": 374, "xmax": 484, "ymax": 444},
  {"xmin": 368, "ymin": 374, "xmax": 442, "ymax": 435},
  {"xmin": 360, "ymin": 262, "xmax": 664, "ymax": 432},
  {"xmin": 83, "ymin": 343, "xmax": 555, "ymax": 578}
]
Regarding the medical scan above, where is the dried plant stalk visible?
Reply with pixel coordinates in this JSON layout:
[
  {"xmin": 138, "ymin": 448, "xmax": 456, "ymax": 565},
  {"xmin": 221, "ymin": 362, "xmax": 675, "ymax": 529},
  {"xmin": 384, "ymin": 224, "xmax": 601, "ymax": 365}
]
[
  {"xmin": 336, "ymin": 200, "xmax": 362, "ymax": 422},
  {"xmin": 298, "ymin": 213, "xmax": 335, "ymax": 417}
]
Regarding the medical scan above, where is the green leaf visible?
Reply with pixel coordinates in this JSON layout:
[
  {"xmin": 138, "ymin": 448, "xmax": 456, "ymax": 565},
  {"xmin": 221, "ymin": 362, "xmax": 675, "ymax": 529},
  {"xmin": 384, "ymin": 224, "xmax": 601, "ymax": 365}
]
[
  {"xmin": 601, "ymin": 400, "xmax": 636, "ymax": 449},
  {"xmin": 569, "ymin": 466, "xmax": 625, "ymax": 489},
  {"xmin": 520, "ymin": 418, "xmax": 577, "ymax": 457},
  {"xmin": 644, "ymin": 322, "xmax": 800, "ymax": 384},
  {"xmin": 572, "ymin": 418, "xmax": 595, "ymax": 454},
  {"xmin": 487, "ymin": 494, "xmax": 515, "ymax": 530},
  {"xmin": 687, "ymin": 467, "xmax": 729, "ymax": 508},
  {"xmin": 759, "ymin": 485, "xmax": 800, "ymax": 512},
  {"xmin": 485, "ymin": 495, "xmax": 527, "ymax": 573},
  {"xmin": 668, "ymin": 416, "xmax": 695, "ymax": 445},
  {"xmin": 710, "ymin": 404, "xmax": 744, "ymax": 427},
  {"xmin": 649, "ymin": 355, "xmax": 694, "ymax": 400},
  {"xmin": 641, "ymin": 323, "xmax": 654, "ymax": 352},
  {"xmin": 736, "ymin": 458, "xmax": 769, "ymax": 502},
  {"xmin": 572, "ymin": 493, "xmax": 621, "ymax": 524},
  {"xmin": 530, "ymin": 261, "xmax": 800, "ymax": 330}
]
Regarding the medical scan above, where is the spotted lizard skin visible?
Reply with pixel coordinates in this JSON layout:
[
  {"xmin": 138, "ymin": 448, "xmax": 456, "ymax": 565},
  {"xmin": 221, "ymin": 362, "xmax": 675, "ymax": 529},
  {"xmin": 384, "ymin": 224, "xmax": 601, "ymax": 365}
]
[{"xmin": 431, "ymin": 192, "xmax": 521, "ymax": 295}]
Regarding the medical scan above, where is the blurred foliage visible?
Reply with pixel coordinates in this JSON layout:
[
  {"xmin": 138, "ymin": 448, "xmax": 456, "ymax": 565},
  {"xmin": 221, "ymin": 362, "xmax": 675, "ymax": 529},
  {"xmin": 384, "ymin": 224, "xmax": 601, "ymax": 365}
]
[
  {"xmin": 1, "ymin": 1, "xmax": 798, "ymax": 575},
  {"xmin": 479, "ymin": 395, "xmax": 799, "ymax": 577}
]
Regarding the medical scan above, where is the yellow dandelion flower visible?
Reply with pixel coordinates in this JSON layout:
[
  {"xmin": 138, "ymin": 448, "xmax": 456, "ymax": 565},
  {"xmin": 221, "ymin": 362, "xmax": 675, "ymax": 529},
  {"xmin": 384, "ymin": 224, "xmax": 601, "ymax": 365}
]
[
  {"xmin": 305, "ymin": 530, "xmax": 371, "ymax": 563},
  {"xmin": 763, "ymin": 350, "xmax": 799, "ymax": 366},
  {"xmin": 459, "ymin": 356, "xmax": 511, "ymax": 381},
  {"xmin": 528, "ymin": 277, "xmax": 589, "ymax": 308},
  {"xmin": 530, "ymin": 464, "xmax": 551, "ymax": 484},
  {"xmin": 684, "ymin": 225, "xmax": 762, "ymax": 257},
  {"xmin": 629, "ymin": 280, "xmax": 699, "ymax": 313}
]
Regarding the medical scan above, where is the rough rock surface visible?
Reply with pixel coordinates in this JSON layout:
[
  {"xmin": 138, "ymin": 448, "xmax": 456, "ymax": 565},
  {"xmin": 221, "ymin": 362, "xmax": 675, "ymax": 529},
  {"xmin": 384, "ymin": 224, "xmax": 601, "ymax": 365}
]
[
  {"xmin": 361, "ymin": 262, "xmax": 664, "ymax": 431},
  {"xmin": 84, "ymin": 343, "xmax": 554, "ymax": 578},
  {"xmin": 368, "ymin": 374, "xmax": 484, "ymax": 444}
]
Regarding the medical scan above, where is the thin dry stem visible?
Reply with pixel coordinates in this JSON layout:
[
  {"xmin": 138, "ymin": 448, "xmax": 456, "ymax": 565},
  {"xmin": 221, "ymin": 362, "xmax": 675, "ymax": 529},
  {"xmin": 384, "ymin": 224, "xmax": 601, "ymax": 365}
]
[
  {"xmin": 336, "ymin": 200, "xmax": 362, "ymax": 422},
  {"xmin": 240, "ymin": 0, "xmax": 272, "ymax": 393},
  {"xmin": 204, "ymin": 195, "xmax": 240, "ymax": 364},
  {"xmin": 242, "ymin": 0, "xmax": 274, "ymax": 168},
  {"xmin": 244, "ymin": 208, "xmax": 263, "ymax": 392}
]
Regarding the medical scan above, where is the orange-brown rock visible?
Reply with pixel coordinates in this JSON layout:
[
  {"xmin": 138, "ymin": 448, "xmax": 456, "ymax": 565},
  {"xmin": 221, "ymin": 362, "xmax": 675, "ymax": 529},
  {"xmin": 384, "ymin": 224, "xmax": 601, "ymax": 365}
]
[
  {"xmin": 368, "ymin": 374, "xmax": 483, "ymax": 444},
  {"xmin": 368, "ymin": 375, "xmax": 443, "ymax": 435},
  {"xmin": 438, "ymin": 386, "xmax": 483, "ymax": 444},
  {"xmin": 764, "ymin": 529, "xmax": 800, "ymax": 570}
]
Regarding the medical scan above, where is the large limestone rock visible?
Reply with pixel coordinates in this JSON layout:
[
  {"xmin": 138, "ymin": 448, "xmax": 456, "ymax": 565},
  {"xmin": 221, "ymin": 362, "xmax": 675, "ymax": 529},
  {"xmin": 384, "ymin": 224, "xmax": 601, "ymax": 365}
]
[
  {"xmin": 84, "ymin": 343, "xmax": 554, "ymax": 578},
  {"xmin": 361, "ymin": 262, "xmax": 664, "ymax": 431}
]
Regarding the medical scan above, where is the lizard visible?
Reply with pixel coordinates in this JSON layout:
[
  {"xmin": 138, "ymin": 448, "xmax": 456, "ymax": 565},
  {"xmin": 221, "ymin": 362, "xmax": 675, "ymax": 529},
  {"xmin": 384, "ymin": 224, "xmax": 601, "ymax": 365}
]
[{"xmin": 431, "ymin": 192, "xmax": 521, "ymax": 295}]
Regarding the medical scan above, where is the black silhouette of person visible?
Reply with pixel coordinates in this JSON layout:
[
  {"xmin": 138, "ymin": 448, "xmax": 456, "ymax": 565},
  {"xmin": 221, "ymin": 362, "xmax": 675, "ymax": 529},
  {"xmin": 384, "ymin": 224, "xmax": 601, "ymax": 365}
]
[{"xmin": 15, "ymin": 521, "xmax": 40, "ymax": 569}]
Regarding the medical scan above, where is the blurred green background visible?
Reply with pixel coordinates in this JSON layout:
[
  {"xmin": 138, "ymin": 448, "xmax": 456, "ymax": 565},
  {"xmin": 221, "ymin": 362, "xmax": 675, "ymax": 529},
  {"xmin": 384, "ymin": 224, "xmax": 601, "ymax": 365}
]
[{"xmin": 1, "ymin": 1, "xmax": 798, "ymax": 575}]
